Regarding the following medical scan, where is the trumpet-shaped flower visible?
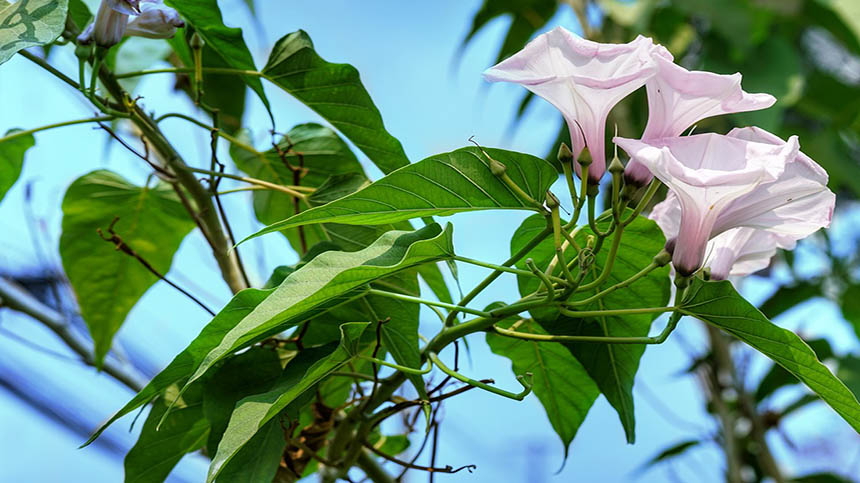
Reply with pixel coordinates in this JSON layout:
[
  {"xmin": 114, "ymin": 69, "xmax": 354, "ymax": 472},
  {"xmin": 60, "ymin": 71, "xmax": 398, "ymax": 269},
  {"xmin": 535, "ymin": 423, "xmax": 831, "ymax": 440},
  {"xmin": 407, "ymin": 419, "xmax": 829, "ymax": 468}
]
[
  {"xmin": 650, "ymin": 191, "xmax": 798, "ymax": 280},
  {"xmin": 126, "ymin": 1, "xmax": 185, "ymax": 39},
  {"xmin": 624, "ymin": 56, "xmax": 777, "ymax": 187},
  {"xmin": 483, "ymin": 26, "xmax": 664, "ymax": 181},
  {"xmin": 79, "ymin": 0, "xmax": 182, "ymax": 46},
  {"xmin": 616, "ymin": 130, "xmax": 833, "ymax": 276}
]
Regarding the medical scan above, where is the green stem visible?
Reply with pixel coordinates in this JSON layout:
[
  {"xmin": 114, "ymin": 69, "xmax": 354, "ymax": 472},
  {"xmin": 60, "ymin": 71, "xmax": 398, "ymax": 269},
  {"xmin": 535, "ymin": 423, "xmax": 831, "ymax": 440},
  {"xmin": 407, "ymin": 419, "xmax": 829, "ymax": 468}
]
[
  {"xmin": 493, "ymin": 310, "xmax": 681, "ymax": 344},
  {"xmin": 0, "ymin": 116, "xmax": 115, "ymax": 143},
  {"xmin": 154, "ymin": 112, "xmax": 264, "ymax": 156},
  {"xmin": 565, "ymin": 163, "xmax": 589, "ymax": 230},
  {"xmin": 567, "ymin": 261, "xmax": 659, "ymax": 307},
  {"xmin": 427, "ymin": 352, "xmax": 532, "ymax": 401},
  {"xmin": 443, "ymin": 224, "xmax": 553, "ymax": 326},
  {"xmin": 525, "ymin": 259, "xmax": 554, "ymax": 302},
  {"xmin": 112, "ymin": 66, "xmax": 262, "ymax": 79},
  {"xmin": 451, "ymin": 255, "xmax": 566, "ymax": 285},
  {"xmin": 559, "ymin": 305, "xmax": 675, "ymax": 318},
  {"xmin": 577, "ymin": 222, "xmax": 625, "ymax": 291},
  {"xmin": 561, "ymin": 160, "xmax": 579, "ymax": 209},
  {"xmin": 500, "ymin": 172, "xmax": 544, "ymax": 210},
  {"xmin": 587, "ymin": 192, "xmax": 611, "ymax": 238},
  {"xmin": 366, "ymin": 288, "xmax": 490, "ymax": 318},
  {"xmin": 623, "ymin": 178, "xmax": 660, "ymax": 226},
  {"xmin": 356, "ymin": 450, "xmax": 396, "ymax": 483},
  {"xmin": 357, "ymin": 355, "xmax": 433, "ymax": 375},
  {"xmin": 185, "ymin": 166, "xmax": 307, "ymax": 198},
  {"xmin": 550, "ymin": 205, "xmax": 576, "ymax": 285}
]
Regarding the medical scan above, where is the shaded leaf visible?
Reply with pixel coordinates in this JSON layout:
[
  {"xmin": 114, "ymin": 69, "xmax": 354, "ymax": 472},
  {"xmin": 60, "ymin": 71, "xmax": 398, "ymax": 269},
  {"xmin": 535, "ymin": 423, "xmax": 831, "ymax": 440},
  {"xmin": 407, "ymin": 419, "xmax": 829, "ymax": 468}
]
[
  {"xmin": 124, "ymin": 385, "xmax": 209, "ymax": 483},
  {"xmin": 207, "ymin": 324, "xmax": 370, "ymax": 482},
  {"xmin": 216, "ymin": 418, "xmax": 286, "ymax": 483},
  {"xmin": 638, "ymin": 440, "xmax": 700, "ymax": 472},
  {"xmin": 755, "ymin": 338, "xmax": 835, "ymax": 403},
  {"xmin": 680, "ymin": 279, "xmax": 860, "ymax": 433},
  {"xmin": 0, "ymin": 0, "xmax": 68, "ymax": 65},
  {"xmin": 758, "ymin": 281, "xmax": 821, "ymax": 319},
  {"xmin": 262, "ymin": 30, "xmax": 409, "ymax": 174},
  {"xmin": 60, "ymin": 170, "xmax": 195, "ymax": 366},
  {"xmin": 0, "ymin": 128, "xmax": 34, "ymax": 204},
  {"xmin": 486, "ymin": 318, "xmax": 599, "ymax": 457},
  {"xmin": 245, "ymin": 146, "xmax": 557, "ymax": 241}
]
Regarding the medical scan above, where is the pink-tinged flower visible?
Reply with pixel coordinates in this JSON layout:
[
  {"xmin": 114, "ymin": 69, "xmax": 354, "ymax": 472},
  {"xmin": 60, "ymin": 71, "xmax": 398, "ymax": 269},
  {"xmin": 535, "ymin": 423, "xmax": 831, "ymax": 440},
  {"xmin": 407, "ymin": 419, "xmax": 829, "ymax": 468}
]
[
  {"xmin": 78, "ymin": 0, "xmax": 130, "ymax": 47},
  {"xmin": 616, "ymin": 131, "xmax": 834, "ymax": 276},
  {"xmin": 624, "ymin": 57, "xmax": 777, "ymax": 187},
  {"xmin": 483, "ymin": 27, "xmax": 664, "ymax": 182},
  {"xmin": 126, "ymin": 2, "xmax": 184, "ymax": 39},
  {"xmin": 651, "ymin": 191, "xmax": 798, "ymax": 280}
]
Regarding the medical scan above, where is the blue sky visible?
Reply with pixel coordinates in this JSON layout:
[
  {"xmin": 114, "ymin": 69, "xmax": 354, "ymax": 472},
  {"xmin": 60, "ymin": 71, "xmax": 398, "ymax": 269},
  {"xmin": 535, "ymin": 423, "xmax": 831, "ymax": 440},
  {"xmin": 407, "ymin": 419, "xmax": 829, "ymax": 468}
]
[{"xmin": 0, "ymin": 1, "xmax": 858, "ymax": 481}]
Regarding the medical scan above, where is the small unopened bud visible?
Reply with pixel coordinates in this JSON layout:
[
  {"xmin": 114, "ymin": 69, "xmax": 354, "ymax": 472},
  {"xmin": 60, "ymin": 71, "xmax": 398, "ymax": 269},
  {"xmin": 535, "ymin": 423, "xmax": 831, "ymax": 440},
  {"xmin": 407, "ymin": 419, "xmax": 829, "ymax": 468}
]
[
  {"xmin": 652, "ymin": 249, "xmax": 672, "ymax": 267},
  {"xmin": 190, "ymin": 32, "xmax": 205, "ymax": 50},
  {"xmin": 74, "ymin": 43, "xmax": 93, "ymax": 60},
  {"xmin": 586, "ymin": 184, "xmax": 599, "ymax": 197},
  {"xmin": 545, "ymin": 191, "xmax": 559, "ymax": 209},
  {"xmin": 557, "ymin": 142, "xmax": 573, "ymax": 165},
  {"xmin": 489, "ymin": 158, "xmax": 506, "ymax": 177},
  {"xmin": 578, "ymin": 151, "xmax": 592, "ymax": 167},
  {"xmin": 608, "ymin": 155, "xmax": 624, "ymax": 176}
]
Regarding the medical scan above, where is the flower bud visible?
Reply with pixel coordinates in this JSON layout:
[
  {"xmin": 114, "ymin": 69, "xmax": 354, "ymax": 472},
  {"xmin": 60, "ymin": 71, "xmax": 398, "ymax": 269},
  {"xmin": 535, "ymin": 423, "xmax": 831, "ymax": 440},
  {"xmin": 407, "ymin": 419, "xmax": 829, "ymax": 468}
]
[
  {"xmin": 545, "ymin": 191, "xmax": 559, "ymax": 209},
  {"xmin": 652, "ymin": 248, "xmax": 672, "ymax": 267},
  {"xmin": 608, "ymin": 154, "xmax": 624, "ymax": 176},
  {"xmin": 89, "ymin": 0, "xmax": 130, "ymax": 47},
  {"xmin": 489, "ymin": 157, "xmax": 506, "ymax": 177},
  {"xmin": 190, "ymin": 32, "xmax": 205, "ymax": 50},
  {"xmin": 557, "ymin": 142, "xmax": 573, "ymax": 165}
]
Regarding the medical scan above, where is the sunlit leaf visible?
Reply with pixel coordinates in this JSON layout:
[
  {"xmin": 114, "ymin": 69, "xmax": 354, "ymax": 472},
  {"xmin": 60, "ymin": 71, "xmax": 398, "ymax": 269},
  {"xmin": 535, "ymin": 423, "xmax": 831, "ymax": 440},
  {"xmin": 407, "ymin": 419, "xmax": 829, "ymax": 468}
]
[
  {"xmin": 244, "ymin": 146, "xmax": 557, "ymax": 242},
  {"xmin": 60, "ymin": 170, "xmax": 195, "ymax": 366},
  {"xmin": 680, "ymin": 278, "xmax": 860, "ymax": 433},
  {"xmin": 487, "ymin": 317, "xmax": 599, "ymax": 458},
  {"xmin": 262, "ymin": 30, "xmax": 409, "ymax": 174}
]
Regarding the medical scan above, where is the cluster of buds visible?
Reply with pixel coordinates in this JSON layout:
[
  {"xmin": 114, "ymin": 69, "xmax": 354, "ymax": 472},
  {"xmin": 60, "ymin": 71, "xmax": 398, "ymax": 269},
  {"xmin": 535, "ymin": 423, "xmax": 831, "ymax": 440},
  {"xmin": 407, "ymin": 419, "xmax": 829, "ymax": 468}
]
[{"xmin": 78, "ymin": 0, "xmax": 185, "ymax": 47}]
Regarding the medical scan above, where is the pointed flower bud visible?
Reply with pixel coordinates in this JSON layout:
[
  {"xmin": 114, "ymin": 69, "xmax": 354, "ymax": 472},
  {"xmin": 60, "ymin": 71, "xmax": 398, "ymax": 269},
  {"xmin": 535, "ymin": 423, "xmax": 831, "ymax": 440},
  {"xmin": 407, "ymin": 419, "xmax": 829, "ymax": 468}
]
[
  {"xmin": 545, "ymin": 191, "xmax": 560, "ymax": 209},
  {"xmin": 489, "ymin": 157, "xmax": 506, "ymax": 177},
  {"xmin": 78, "ymin": 0, "xmax": 129, "ymax": 47},
  {"xmin": 557, "ymin": 142, "xmax": 573, "ymax": 165}
]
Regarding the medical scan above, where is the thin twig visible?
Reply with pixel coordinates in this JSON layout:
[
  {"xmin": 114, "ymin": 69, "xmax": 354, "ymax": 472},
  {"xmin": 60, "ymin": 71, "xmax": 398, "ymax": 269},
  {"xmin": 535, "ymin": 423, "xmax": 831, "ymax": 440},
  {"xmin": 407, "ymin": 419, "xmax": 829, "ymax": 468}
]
[
  {"xmin": 364, "ymin": 442, "xmax": 475, "ymax": 475},
  {"xmin": 97, "ymin": 217, "xmax": 215, "ymax": 316}
]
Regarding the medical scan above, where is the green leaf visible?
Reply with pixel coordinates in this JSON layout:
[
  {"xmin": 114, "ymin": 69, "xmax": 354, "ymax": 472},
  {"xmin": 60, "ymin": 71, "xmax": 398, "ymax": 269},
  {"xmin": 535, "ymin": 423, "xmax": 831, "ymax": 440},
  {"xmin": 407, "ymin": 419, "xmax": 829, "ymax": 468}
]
[
  {"xmin": 0, "ymin": 128, "xmax": 34, "ymax": 204},
  {"xmin": 841, "ymin": 284, "xmax": 860, "ymax": 341},
  {"xmin": 638, "ymin": 440, "xmax": 700, "ymax": 472},
  {"xmin": 367, "ymin": 433, "xmax": 410, "ymax": 457},
  {"xmin": 244, "ymin": 146, "xmax": 557, "ymax": 242},
  {"xmin": 462, "ymin": 0, "xmax": 556, "ymax": 65},
  {"xmin": 202, "ymin": 347, "xmax": 285, "ymax": 454},
  {"xmin": 124, "ymin": 385, "xmax": 209, "ymax": 483},
  {"xmin": 514, "ymin": 213, "xmax": 671, "ymax": 443},
  {"xmin": 215, "ymin": 418, "xmax": 286, "ymax": 483},
  {"xmin": 230, "ymin": 123, "xmax": 365, "ymax": 251},
  {"xmin": 179, "ymin": 223, "xmax": 454, "ymax": 402},
  {"xmin": 417, "ymin": 262, "xmax": 454, "ymax": 304},
  {"xmin": 84, "ymin": 289, "xmax": 272, "ymax": 447},
  {"xmin": 262, "ymin": 30, "xmax": 409, "ymax": 174},
  {"xmin": 486, "ymin": 318, "xmax": 599, "ymax": 457},
  {"xmin": 67, "ymin": 0, "xmax": 92, "ymax": 33},
  {"xmin": 60, "ymin": 170, "xmax": 195, "ymax": 366},
  {"xmin": 754, "ymin": 338, "xmax": 834, "ymax": 403},
  {"xmin": 207, "ymin": 323, "xmax": 370, "ymax": 482},
  {"xmin": 680, "ymin": 278, "xmax": 860, "ymax": 433},
  {"xmin": 163, "ymin": 0, "xmax": 269, "ymax": 118},
  {"xmin": 0, "ymin": 0, "xmax": 68, "ymax": 65}
]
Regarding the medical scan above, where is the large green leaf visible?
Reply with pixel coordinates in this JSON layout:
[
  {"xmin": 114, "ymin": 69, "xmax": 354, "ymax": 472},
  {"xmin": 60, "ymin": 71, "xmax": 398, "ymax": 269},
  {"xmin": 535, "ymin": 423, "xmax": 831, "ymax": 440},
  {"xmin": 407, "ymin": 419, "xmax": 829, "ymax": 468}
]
[
  {"xmin": 486, "ymin": 317, "xmax": 599, "ymax": 457},
  {"xmin": 244, "ymin": 146, "xmax": 557, "ymax": 241},
  {"xmin": 0, "ymin": 128, "xmax": 34, "ymax": 203},
  {"xmin": 208, "ymin": 324, "xmax": 370, "ymax": 482},
  {"xmin": 462, "ymin": 0, "xmax": 556, "ymax": 65},
  {"xmin": 0, "ymin": 0, "xmax": 67, "ymax": 65},
  {"xmin": 262, "ymin": 30, "xmax": 409, "ymax": 175},
  {"xmin": 513, "ymin": 213, "xmax": 671, "ymax": 443},
  {"xmin": 163, "ymin": 0, "xmax": 269, "ymax": 117},
  {"xmin": 215, "ymin": 418, "xmax": 286, "ymax": 483},
  {"xmin": 124, "ymin": 385, "xmax": 209, "ymax": 483},
  {"xmin": 84, "ymin": 288, "xmax": 272, "ymax": 446},
  {"xmin": 754, "ymin": 338, "xmax": 834, "ymax": 403},
  {"xmin": 180, "ymin": 223, "xmax": 454, "ymax": 399},
  {"xmin": 680, "ymin": 278, "xmax": 860, "ymax": 433},
  {"xmin": 60, "ymin": 170, "xmax": 195, "ymax": 366}
]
